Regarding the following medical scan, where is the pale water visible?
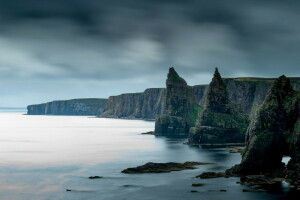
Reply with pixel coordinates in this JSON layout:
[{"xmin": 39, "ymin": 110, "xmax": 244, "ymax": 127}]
[{"xmin": 0, "ymin": 112, "xmax": 296, "ymax": 200}]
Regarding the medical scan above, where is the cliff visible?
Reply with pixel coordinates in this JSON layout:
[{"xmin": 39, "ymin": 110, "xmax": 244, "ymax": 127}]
[
  {"xmin": 154, "ymin": 67, "xmax": 199, "ymax": 135},
  {"xmin": 227, "ymin": 76, "xmax": 300, "ymax": 188},
  {"xmin": 102, "ymin": 78, "xmax": 300, "ymax": 120},
  {"xmin": 188, "ymin": 68, "xmax": 249, "ymax": 144},
  {"xmin": 231, "ymin": 76, "xmax": 300, "ymax": 175},
  {"xmin": 101, "ymin": 88, "xmax": 166, "ymax": 119},
  {"xmin": 27, "ymin": 98, "xmax": 107, "ymax": 116}
]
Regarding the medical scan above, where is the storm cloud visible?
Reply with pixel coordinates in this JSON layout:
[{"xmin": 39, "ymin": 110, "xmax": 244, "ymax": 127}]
[{"xmin": 0, "ymin": 0, "xmax": 300, "ymax": 107}]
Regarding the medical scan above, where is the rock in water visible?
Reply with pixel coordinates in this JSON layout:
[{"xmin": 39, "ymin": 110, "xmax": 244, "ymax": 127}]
[
  {"xmin": 188, "ymin": 68, "xmax": 249, "ymax": 144},
  {"xmin": 230, "ymin": 76, "xmax": 300, "ymax": 183},
  {"xmin": 154, "ymin": 67, "xmax": 200, "ymax": 136},
  {"xmin": 122, "ymin": 161, "xmax": 212, "ymax": 173}
]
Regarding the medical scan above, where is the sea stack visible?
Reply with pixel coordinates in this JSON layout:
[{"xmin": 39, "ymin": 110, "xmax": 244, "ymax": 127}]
[
  {"xmin": 154, "ymin": 67, "xmax": 199, "ymax": 136},
  {"xmin": 231, "ymin": 75, "xmax": 300, "ymax": 176},
  {"xmin": 188, "ymin": 68, "xmax": 248, "ymax": 144}
]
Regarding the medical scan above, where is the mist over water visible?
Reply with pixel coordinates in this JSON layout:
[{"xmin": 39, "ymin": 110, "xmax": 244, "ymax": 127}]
[{"xmin": 0, "ymin": 112, "xmax": 294, "ymax": 200}]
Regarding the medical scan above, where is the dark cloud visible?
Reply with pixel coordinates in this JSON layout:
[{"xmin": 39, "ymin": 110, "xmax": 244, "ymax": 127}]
[{"xmin": 0, "ymin": 0, "xmax": 300, "ymax": 106}]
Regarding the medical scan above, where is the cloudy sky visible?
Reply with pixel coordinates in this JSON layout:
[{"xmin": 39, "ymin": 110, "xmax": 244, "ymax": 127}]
[{"xmin": 0, "ymin": 0, "xmax": 300, "ymax": 107}]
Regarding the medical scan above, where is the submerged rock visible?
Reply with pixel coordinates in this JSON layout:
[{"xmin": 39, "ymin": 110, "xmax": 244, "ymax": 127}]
[
  {"xmin": 188, "ymin": 68, "xmax": 249, "ymax": 144},
  {"xmin": 192, "ymin": 183, "xmax": 205, "ymax": 187},
  {"xmin": 122, "ymin": 161, "xmax": 212, "ymax": 173},
  {"xmin": 88, "ymin": 176, "xmax": 103, "ymax": 179},
  {"xmin": 154, "ymin": 67, "xmax": 200, "ymax": 136},
  {"xmin": 196, "ymin": 172, "xmax": 228, "ymax": 179}
]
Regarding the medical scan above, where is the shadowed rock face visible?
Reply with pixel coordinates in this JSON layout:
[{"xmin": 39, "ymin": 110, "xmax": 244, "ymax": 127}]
[
  {"xmin": 206, "ymin": 68, "xmax": 230, "ymax": 114},
  {"xmin": 188, "ymin": 68, "xmax": 249, "ymax": 144},
  {"xmin": 154, "ymin": 67, "xmax": 200, "ymax": 136},
  {"xmin": 231, "ymin": 76, "xmax": 300, "ymax": 177}
]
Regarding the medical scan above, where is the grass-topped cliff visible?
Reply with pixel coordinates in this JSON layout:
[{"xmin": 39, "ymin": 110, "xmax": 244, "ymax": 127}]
[{"xmin": 27, "ymin": 98, "xmax": 107, "ymax": 116}]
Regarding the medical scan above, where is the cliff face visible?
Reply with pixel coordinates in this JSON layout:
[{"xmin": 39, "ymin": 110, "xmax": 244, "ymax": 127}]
[
  {"xmin": 101, "ymin": 88, "xmax": 166, "ymax": 119},
  {"xmin": 27, "ymin": 98, "xmax": 107, "ymax": 116},
  {"xmin": 231, "ymin": 76, "xmax": 300, "ymax": 176},
  {"xmin": 101, "ymin": 77, "xmax": 300, "ymax": 120},
  {"xmin": 154, "ymin": 67, "xmax": 199, "ymax": 136},
  {"xmin": 188, "ymin": 69, "xmax": 249, "ymax": 144}
]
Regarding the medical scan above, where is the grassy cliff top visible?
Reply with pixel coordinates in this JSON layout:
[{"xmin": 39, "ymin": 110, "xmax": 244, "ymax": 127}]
[{"xmin": 28, "ymin": 98, "xmax": 107, "ymax": 107}]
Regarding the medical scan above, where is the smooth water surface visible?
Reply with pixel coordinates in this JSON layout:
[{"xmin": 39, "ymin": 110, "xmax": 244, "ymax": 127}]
[{"xmin": 0, "ymin": 112, "xmax": 295, "ymax": 200}]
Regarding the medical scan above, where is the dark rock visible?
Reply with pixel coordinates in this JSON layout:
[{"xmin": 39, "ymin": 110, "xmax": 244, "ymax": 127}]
[
  {"xmin": 192, "ymin": 183, "xmax": 205, "ymax": 187},
  {"xmin": 141, "ymin": 131, "xmax": 155, "ymax": 135},
  {"xmin": 242, "ymin": 189, "xmax": 254, "ymax": 192},
  {"xmin": 88, "ymin": 176, "xmax": 103, "ymax": 179},
  {"xmin": 232, "ymin": 76, "xmax": 300, "ymax": 175},
  {"xmin": 121, "ymin": 161, "xmax": 213, "ymax": 173},
  {"xmin": 190, "ymin": 190, "xmax": 198, "ymax": 193},
  {"xmin": 196, "ymin": 172, "xmax": 228, "ymax": 179},
  {"xmin": 227, "ymin": 75, "xmax": 300, "ymax": 188},
  {"xmin": 154, "ymin": 67, "xmax": 200, "ymax": 136},
  {"xmin": 66, "ymin": 189, "xmax": 72, "ymax": 191},
  {"xmin": 220, "ymin": 189, "xmax": 227, "ymax": 192},
  {"xmin": 188, "ymin": 68, "xmax": 249, "ymax": 144}
]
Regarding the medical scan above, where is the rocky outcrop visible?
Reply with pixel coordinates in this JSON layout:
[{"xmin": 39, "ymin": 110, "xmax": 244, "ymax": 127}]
[
  {"xmin": 188, "ymin": 68, "xmax": 249, "ymax": 144},
  {"xmin": 102, "ymin": 77, "xmax": 300, "ymax": 120},
  {"xmin": 27, "ymin": 98, "xmax": 107, "ymax": 116},
  {"xmin": 154, "ymin": 68, "xmax": 200, "ymax": 135},
  {"xmin": 230, "ymin": 75, "xmax": 300, "ymax": 186},
  {"xmin": 101, "ymin": 88, "xmax": 166, "ymax": 119},
  {"xmin": 122, "ymin": 161, "xmax": 212, "ymax": 173}
]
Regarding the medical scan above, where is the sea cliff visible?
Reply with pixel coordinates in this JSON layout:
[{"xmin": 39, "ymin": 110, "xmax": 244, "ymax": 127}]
[{"xmin": 27, "ymin": 98, "xmax": 107, "ymax": 116}]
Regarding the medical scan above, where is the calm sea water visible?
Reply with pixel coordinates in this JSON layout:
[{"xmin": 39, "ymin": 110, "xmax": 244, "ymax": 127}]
[{"xmin": 0, "ymin": 112, "xmax": 296, "ymax": 200}]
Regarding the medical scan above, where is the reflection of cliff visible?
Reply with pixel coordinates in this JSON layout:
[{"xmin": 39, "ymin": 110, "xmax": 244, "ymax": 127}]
[{"xmin": 27, "ymin": 98, "xmax": 107, "ymax": 116}]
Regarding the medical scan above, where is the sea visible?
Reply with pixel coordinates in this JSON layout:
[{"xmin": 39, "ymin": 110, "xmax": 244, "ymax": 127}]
[{"xmin": 0, "ymin": 109, "xmax": 297, "ymax": 200}]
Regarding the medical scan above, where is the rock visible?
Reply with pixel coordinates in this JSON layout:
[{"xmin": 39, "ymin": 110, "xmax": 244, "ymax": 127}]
[
  {"xmin": 88, "ymin": 176, "xmax": 103, "ymax": 179},
  {"xmin": 192, "ymin": 183, "xmax": 205, "ymax": 187},
  {"xmin": 190, "ymin": 190, "xmax": 198, "ymax": 193},
  {"xmin": 121, "ymin": 161, "xmax": 213, "ymax": 173},
  {"xmin": 188, "ymin": 68, "xmax": 249, "ymax": 144},
  {"xmin": 141, "ymin": 131, "xmax": 155, "ymax": 135},
  {"xmin": 220, "ymin": 189, "xmax": 227, "ymax": 192},
  {"xmin": 27, "ymin": 98, "xmax": 107, "ymax": 116},
  {"xmin": 228, "ymin": 146, "xmax": 245, "ymax": 154},
  {"xmin": 196, "ymin": 172, "xmax": 227, "ymax": 179},
  {"xmin": 231, "ymin": 75, "xmax": 300, "ymax": 178},
  {"xmin": 66, "ymin": 189, "xmax": 72, "ymax": 191},
  {"xmin": 154, "ymin": 67, "xmax": 200, "ymax": 136},
  {"xmin": 101, "ymin": 88, "xmax": 166, "ymax": 120},
  {"xmin": 242, "ymin": 189, "xmax": 254, "ymax": 192}
]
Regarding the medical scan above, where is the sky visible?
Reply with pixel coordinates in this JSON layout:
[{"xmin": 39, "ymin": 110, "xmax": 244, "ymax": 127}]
[{"xmin": 0, "ymin": 0, "xmax": 300, "ymax": 107}]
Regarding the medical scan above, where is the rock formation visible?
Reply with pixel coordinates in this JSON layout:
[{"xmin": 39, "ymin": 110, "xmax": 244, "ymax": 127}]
[
  {"xmin": 154, "ymin": 67, "xmax": 200, "ymax": 135},
  {"xmin": 27, "ymin": 98, "xmax": 107, "ymax": 116},
  {"xmin": 101, "ymin": 88, "xmax": 166, "ymax": 119},
  {"xmin": 188, "ymin": 68, "xmax": 249, "ymax": 144},
  {"xmin": 102, "ymin": 77, "xmax": 300, "ymax": 120},
  {"xmin": 231, "ymin": 76, "xmax": 300, "ymax": 178}
]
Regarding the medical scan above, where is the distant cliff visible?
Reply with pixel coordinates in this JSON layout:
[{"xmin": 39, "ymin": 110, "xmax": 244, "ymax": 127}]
[
  {"xmin": 101, "ymin": 88, "xmax": 166, "ymax": 119},
  {"xmin": 101, "ymin": 78, "xmax": 300, "ymax": 120},
  {"xmin": 27, "ymin": 98, "xmax": 107, "ymax": 116}
]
